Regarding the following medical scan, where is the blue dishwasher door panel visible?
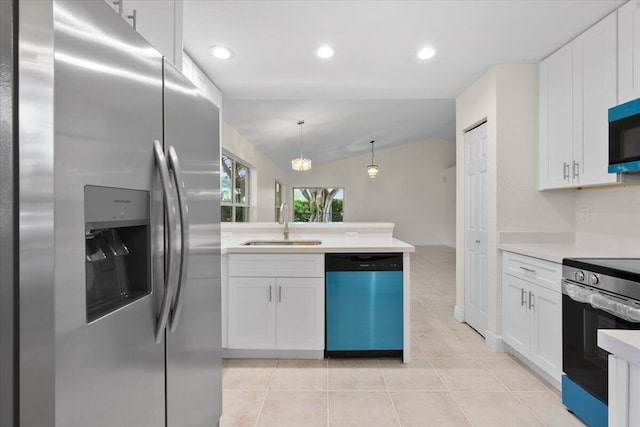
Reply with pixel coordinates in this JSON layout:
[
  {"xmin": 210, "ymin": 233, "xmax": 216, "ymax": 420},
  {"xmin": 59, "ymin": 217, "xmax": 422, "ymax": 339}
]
[{"xmin": 326, "ymin": 271, "xmax": 403, "ymax": 351}]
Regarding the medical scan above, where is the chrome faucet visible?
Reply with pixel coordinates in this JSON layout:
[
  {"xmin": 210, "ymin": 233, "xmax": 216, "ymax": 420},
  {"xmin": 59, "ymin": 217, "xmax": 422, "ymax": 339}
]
[{"xmin": 278, "ymin": 202, "xmax": 289, "ymax": 240}]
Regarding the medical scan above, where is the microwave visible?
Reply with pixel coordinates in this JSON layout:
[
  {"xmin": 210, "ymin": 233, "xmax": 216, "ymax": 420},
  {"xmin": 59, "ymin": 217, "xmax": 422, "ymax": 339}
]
[{"xmin": 609, "ymin": 97, "xmax": 640, "ymax": 173}]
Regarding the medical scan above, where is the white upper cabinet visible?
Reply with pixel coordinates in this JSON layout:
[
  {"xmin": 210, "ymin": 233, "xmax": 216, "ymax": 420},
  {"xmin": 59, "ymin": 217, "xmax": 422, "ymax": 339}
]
[
  {"xmin": 104, "ymin": 0, "xmax": 182, "ymax": 66},
  {"xmin": 572, "ymin": 12, "xmax": 618, "ymax": 187},
  {"xmin": 539, "ymin": 44, "xmax": 573, "ymax": 189},
  {"xmin": 619, "ymin": 1, "xmax": 640, "ymax": 103},
  {"xmin": 539, "ymin": 12, "xmax": 619, "ymax": 189}
]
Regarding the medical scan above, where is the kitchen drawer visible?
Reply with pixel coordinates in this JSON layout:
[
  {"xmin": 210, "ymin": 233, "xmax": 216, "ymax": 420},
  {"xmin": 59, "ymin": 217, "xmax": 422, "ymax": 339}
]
[
  {"xmin": 502, "ymin": 251, "xmax": 561, "ymax": 293},
  {"xmin": 228, "ymin": 254, "xmax": 324, "ymax": 278}
]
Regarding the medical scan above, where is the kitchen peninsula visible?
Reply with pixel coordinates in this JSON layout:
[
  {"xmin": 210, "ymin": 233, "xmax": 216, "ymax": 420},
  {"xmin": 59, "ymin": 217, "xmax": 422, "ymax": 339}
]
[{"xmin": 221, "ymin": 223, "xmax": 415, "ymax": 363}]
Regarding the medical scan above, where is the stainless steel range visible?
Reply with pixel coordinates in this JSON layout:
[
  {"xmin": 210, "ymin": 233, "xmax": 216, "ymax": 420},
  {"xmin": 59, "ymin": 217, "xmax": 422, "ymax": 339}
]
[{"xmin": 561, "ymin": 258, "xmax": 640, "ymax": 427}]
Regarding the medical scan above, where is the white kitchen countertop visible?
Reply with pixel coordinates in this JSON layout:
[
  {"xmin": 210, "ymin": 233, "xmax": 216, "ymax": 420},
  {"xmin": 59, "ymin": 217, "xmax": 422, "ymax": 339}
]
[
  {"xmin": 598, "ymin": 330, "xmax": 640, "ymax": 368},
  {"xmin": 221, "ymin": 222, "xmax": 415, "ymax": 254},
  {"xmin": 498, "ymin": 243, "xmax": 640, "ymax": 264},
  {"xmin": 222, "ymin": 236, "xmax": 415, "ymax": 254}
]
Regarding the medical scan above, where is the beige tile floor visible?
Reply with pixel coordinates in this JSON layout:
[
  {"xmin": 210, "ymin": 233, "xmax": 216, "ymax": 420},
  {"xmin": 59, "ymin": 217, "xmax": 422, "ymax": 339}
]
[{"xmin": 221, "ymin": 246, "xmax": 585, "ymax": 427}]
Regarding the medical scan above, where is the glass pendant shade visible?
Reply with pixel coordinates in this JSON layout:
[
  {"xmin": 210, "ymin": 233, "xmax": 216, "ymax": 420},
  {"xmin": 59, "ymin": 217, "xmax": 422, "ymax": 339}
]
[
  {"xmin": 291, "ymin": 120, "xmax": 312, "ymax": 171},
  {"xmin": 367, "ymin": 140, "xmax": 379, "ymax": 178},
  {"xmin": 292, "ymin": 157, "xmax": 312, "ymax": 171}
]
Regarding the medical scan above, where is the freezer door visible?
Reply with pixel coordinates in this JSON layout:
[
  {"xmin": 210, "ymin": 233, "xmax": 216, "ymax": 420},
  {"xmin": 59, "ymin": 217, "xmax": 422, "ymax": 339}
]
[
  {"xmin": 53, "ymin": 1, "xmax": 165, "ymax": 426},
  {"xmin": 163, "ymin": 59, "xmax": 222, "ymax": 426}
]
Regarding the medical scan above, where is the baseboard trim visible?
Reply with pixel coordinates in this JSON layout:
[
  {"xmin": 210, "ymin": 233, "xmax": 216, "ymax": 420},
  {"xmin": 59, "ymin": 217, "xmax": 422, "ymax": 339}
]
[
  {"xmin": 454, "ymin": 305, "xmax": 464, "ymax": 323},
  {"xmin": 484, "ymin": 330, "xmax": 507, "ymax": 353},
  {"xmin": 222, "ymin": 348, "xmax": 324, "ymax": 359}
]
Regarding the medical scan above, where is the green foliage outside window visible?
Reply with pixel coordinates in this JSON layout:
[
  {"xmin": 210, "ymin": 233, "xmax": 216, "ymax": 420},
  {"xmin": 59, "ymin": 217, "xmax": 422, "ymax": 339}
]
[{"xmin": 293, "ymin": 188, "xmax": 344, "ymax": 222}]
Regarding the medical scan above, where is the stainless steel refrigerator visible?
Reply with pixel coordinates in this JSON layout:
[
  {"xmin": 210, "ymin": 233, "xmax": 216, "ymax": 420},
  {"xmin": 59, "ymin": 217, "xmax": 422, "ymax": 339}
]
[{"xmin": 0, "ymin": 1, "xmax": 222, "ymax": 425}]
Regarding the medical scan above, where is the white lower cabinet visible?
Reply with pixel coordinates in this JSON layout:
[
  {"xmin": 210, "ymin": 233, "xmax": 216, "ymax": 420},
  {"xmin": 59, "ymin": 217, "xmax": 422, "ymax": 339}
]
[
  {"xmin": 502, "ymin": 275, "xmax": 530, "ymax": 356},
  {"xmin": 529, "ymin": 285, "xmax": 562, "ymax": 378},
  {"xmin": 274, "ymin": 278, "xmax": 324, "ymax": 350},
  {"xmin": 226, "ymin": 254, "xmax": 325, "ymax": 351},
  {"xmin": 228, "ymin": 277, "xmax": 276, "ymax": 349},
  {"xmin": 502, "ymin": 252, "xmax": 562, "ymax": 382},
  {"xmin": 609, "ymin": 355, "xmax": 640, "ymax": 427}
]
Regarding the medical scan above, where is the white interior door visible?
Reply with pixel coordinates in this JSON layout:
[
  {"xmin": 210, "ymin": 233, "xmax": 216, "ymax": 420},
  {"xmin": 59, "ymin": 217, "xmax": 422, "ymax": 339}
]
[{"xmin": 464, "ymin": 122, "xmax": 488, "ymax": 336}]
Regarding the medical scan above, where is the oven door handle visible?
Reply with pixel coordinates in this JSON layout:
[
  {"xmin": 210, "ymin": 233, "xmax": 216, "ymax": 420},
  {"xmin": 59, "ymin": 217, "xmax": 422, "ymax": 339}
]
[{"xmin": 562, "ymin": 281, "xmax": 640, "ymax": 323}]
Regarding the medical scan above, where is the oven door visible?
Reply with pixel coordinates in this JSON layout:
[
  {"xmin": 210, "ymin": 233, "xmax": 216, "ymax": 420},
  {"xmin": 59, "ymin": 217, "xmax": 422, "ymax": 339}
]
[{"xmin": 562, "ymin": 280, "xmax": 640, "ymax": 403}]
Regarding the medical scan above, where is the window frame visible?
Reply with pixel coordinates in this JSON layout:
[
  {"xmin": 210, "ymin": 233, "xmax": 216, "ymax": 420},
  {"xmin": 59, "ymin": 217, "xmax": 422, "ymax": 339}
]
[{"xmin": 221, "ymin": 153, "xmax": 250, "ymax": 222}]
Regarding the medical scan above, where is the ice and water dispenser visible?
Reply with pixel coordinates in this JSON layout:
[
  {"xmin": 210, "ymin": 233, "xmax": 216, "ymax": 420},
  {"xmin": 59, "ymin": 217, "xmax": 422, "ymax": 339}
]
[{"xmin": 85, "ymin": 186, "xmax": 151, "ymax": 322}]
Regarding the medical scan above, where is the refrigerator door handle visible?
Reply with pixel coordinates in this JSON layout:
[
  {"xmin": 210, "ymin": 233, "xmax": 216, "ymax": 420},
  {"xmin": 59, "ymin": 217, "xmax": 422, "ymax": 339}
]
[
  {"xmin": 153, "ymin": 140, "xmax": 177, "ymax": 343},
  {"xmin": 167, "ymin": 146, "xmax": 190, "ymax": 332}
]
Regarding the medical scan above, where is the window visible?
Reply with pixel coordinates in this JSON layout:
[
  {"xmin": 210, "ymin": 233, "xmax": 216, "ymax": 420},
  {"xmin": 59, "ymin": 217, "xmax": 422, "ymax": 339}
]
[
  {"xmin": 293, "ymin": 187, "xmax": 344, "ymax": 222},
  {"xmin": 221, "ymin": 154, "xmax": 250, "ymax": 222},
  {"xmin": 275, "ymin": 181, "xmax": 283, "ymax": 221}
]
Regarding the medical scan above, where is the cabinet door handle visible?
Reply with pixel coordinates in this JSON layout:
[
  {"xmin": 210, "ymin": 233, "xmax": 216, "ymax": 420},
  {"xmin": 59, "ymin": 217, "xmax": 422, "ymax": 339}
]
[
  {"xmin": 126, "ymin": 9, "xmax": 137, "ymax": 30},
  {"xmin": 528, "ymin": 291, "xmax": 535, "ymax": 310},
  {"xmin": 563, "ymin": 162, "xmax": 569, "ymax": 180},
  {"xmin": 268, "ymin": 285, "xmax": 272, "ymax": 302},
  {"xmin": 572, "ymin": 161, "xmax": 579, "ymax": 180},
  {"xmin": 278, "ymin": 285, "xmax": 282, "ymax": 303},
  {"xmin": 519, "ymin": 266, "xmax": 536, "ymax": 274},
  {"xmin": 521, "ymin": 288, "xmax": 527, "ymax": 307},
  {"xmin": 112, "ymin": 0, "xmax": 123, "ymax": 15}
]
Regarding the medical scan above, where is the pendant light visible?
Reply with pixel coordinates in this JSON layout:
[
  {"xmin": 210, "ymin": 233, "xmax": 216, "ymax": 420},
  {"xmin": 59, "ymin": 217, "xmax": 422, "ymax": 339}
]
[
  {"xmin": 291, "ymin": 120, "xmax": 312, "ymax": 171},
  {"xmin": 367, "ymin": 140, "xmax": 379, "ymax": 178}
]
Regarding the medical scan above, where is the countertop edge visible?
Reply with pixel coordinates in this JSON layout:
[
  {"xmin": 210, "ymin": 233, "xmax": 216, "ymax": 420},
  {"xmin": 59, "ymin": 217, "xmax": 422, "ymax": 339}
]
[
  {"xmin": 598, "ymin": 330, "xmax": 640, "ymax": 368},
  {"xmin": 222, "ymin": 245, "xmax": 416, "ymax": 255}
]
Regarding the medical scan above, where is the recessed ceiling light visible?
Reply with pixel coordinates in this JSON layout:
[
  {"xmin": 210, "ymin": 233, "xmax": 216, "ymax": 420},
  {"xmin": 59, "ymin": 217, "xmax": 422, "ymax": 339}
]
[
  {"xmin": 417, "ymin": 46, "xmax": 436, "ymax": 60},
  {"xmin": 210, "ymin": 45, "xmax": 233, "ymax": 60},
  {"xmin": 316, "ymin": 45, "xmax": 335, "ymax": 59}
]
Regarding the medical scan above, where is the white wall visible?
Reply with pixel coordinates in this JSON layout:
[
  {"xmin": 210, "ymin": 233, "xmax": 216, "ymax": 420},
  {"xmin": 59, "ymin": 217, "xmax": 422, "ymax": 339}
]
[
  {"xmin": 456, "ymin": 64, "xmax": 575, "ymax": 337},
  {"xmin": 444, "ymin": 166, "xmax": 457, "ymax": 248},
  {"xmin": 285, "ymin": 138, "xmax": 456, "ymax": 245},
  {"xmin": 575, "ymin": 186, "xmax": 640, "ymax": 253},
  {"xmin": 495, "ymin": 65, "xmax": 576, "ymax": 233},
  {"xmin": 222, "ymin": 121, "xmax": 288, "ymax": 222}
]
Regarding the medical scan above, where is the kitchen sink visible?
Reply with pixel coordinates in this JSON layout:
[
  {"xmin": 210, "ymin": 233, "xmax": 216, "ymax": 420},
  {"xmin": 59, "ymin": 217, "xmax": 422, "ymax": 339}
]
[{"xmin": 242, "ymin": 240, "xmax": 322, "ymax": 246}]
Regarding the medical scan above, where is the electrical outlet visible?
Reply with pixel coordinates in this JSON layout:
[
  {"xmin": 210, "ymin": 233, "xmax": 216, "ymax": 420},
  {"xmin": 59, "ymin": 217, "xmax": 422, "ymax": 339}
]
[
  {"xmin": 346, "ymin": 232, "xmax": 358, "ymax": 238},
  {"xmin": 579, "ymin": 207, "xmax": 591, "ymax": 224}
]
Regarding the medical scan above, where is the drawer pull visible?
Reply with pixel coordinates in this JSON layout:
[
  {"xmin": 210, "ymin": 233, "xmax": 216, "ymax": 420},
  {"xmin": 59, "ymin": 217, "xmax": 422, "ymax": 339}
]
[{"xmin": 519, "ymin": 266, "xmax": 536, "ymax": 274}]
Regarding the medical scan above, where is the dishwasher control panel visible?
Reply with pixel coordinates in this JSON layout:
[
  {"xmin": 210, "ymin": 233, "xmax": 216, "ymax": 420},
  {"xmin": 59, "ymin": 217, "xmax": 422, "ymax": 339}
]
[{"xmin": 325, "ymin": 253, "xmax": 403, "ymax": 271}]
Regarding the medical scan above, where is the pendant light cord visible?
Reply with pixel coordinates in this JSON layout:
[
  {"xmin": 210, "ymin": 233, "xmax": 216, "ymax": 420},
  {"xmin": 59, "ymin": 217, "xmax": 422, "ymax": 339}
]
[
  {"xmin": 298, "ymin": 120, "xmax": 305, "ymax": 158},
  {"xmin": 370, "ymin": 140, "xmax": 375, "ymax": 164}
]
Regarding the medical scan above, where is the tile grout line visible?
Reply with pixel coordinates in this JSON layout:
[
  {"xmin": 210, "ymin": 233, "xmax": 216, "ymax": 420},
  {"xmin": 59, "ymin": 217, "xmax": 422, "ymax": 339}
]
[
  {"xmin": 378, "ymin": 359, "xmax": 403, "ymax": 427},
  {"xmin": 417, "ymin": 339, "xmax": 475, "ymax": 427},
  {"xmin": 479, "ymin": 359, "xmax": 549, "ymax": 427},
  {"xmin": 510, "ymin": 389, "xmax": 551, "ymax": 427},
  {"xmin": 253, "ymin": 360, "xmax": 278, "ymax": 427}
]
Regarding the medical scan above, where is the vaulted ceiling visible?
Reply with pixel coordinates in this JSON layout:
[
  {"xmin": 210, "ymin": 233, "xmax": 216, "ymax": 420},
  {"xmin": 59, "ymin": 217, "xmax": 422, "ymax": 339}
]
[{"xmin": 183, "ymin": 1, "xmax": 624, "ymax": 169}]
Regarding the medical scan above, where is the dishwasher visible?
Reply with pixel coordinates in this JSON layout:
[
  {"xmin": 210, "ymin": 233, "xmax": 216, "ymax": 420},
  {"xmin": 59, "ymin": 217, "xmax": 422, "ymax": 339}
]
[{"xmin": 325, "ymin": 253, "xmax": 403, "ymax": 358}]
